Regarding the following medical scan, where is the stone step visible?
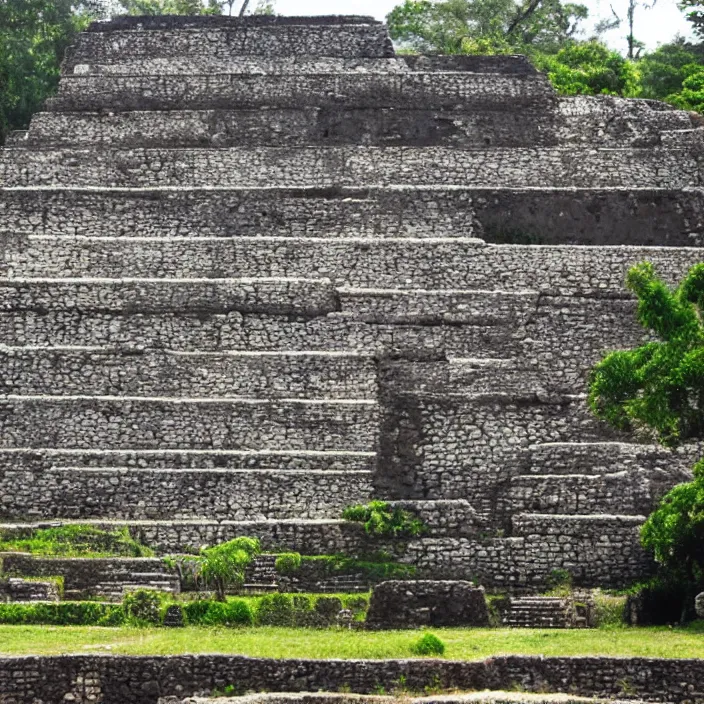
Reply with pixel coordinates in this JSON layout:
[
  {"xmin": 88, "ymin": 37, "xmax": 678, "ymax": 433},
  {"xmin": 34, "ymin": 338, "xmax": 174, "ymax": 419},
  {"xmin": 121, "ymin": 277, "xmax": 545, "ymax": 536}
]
[
  {"xmin": 24, "ymin": 108, "xmax": 558, "ymax": 149},
  {"xmin": 558, "ymin": 95, "xmax": 695, "ymax": 146},
  {"xmin": 0, "ymin": 448, "xmax": 376, "ymax": 471},
  {"xmin": 0, "ymin": 396, "xmax": 379, "ymax": 451},
  {"xmin": 504, "ymin": 471, "xmax": 653, "ymax": 516},
  {"xmin": 0, "ymin": 308, "xmax": 516, "ymax": 357},
  {"xmin": 502, "ymin": 596, "xmax": 574, "ymax": 628},
  {"xmin": 0, "ymin": 348, "xmax": 378, "ymax": 399},
  {"xmin": 0, "ymin": 186, "xmax": 480, "ymax": 239},
  {"xmin": 0, "ymin": 279, "xmax": 538, "ymax": 324},
  {"xmin": 46, "ymin": 73, "xmax": 555, "ymax": 113},
  {"xmin": 64, "ymin": 18, "xmax": 393, "ymax": 68},
  {"xmin": 5, "ymin": 236, "xmax": 704, "ymax": 294},
  {"xmin": 69, "ymin": 54, "xmax": 536, "ymax": 76},
  {"xmin": 1, "ymin": 146, "xmax": 695, "ymax": 189},
  {"xmin": 72, "ymin": 57, "xmax": 414, "ymax": 76},
  {"xmin": 0, "ymin": 277, "xmax": 337, "ymax": 316},
  {"xmin": 0, "ymin": 518, "xmax": 367, "ymax": 555},
  {"xmin": 524, "ymin": 441, "xmax": 689, "ymax": 475},
  {"xmin": 511, "ymin": 512, "xmax": 646, "ymax": 538},
  {"xmin": 2, "ymin": 186, "xmax": 701, "ymax": 247},
  {"xmin": 0, "ymin": 467, "xmax": 374, "ymax": 520},
  {"xmin": 4, "ymin": 131, "xmax": 27, "ymax": 147}
]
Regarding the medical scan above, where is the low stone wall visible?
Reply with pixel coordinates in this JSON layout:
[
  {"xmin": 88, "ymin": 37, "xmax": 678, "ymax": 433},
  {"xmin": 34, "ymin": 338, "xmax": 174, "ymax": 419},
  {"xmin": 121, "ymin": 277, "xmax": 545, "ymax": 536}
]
[
  {"xmin": 1, "ymin": 554, "xmax": 168, "ymax": 597},
  {"xmin": 365, "ymin": 580, "xmax": 489, "ymax": 628},
  {"xmin": 0, "ymin": 655, "xmax": 702, "ymax": 704},
  {"xmin": 4, "ymin": 187, "xmax": 704, "ymax": 246}
]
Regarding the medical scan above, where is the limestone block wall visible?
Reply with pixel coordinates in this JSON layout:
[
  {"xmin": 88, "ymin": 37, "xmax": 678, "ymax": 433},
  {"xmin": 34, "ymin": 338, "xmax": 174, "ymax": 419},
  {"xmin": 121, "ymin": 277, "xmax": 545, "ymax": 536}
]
[
  {"xmin": 2, "ymin": 654, "xmax": 704, "ymax": 704},
  {"xmin": 1, "ymin": 15, "xmax": 704, "ymax": 590},
  {"xmin": 3, "ymin": 187, "xmax": 703, "ymax": 246},
  {"xmin": 5, "ymin": 237, "xmax": 704, "ymax": 292},
  {"xmin": 1, "ymin": 146, "xmax": 698, "ymax": 189}
]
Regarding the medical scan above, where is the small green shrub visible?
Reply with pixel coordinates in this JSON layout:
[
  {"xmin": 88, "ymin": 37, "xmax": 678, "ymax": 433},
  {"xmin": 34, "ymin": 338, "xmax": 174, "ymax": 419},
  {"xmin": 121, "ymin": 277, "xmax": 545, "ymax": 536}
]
[
  {"xmin": 275, "ymin": 552, "xmax": 302, "ymax": 575},
  {"xmin": 342, "ymin": 501, "xmax": 426, "ymax": 538},
  {"xmin": 256, "ymin": 593, "xmax": 295, "ymax": 626},
  {"xmin": 123, "ymin": 589, "xmax": 163, "ymax": 625},
  {"xmin": 411, "ymin": 632, "xmax": 446, "ymax": 656},
  {"xmin": 0, "ymin": 601, "xmax": 124, "ymax": 626},
  {"xmin": 182, "ymin": 598, "xmax": 254, "ymax": 627}
]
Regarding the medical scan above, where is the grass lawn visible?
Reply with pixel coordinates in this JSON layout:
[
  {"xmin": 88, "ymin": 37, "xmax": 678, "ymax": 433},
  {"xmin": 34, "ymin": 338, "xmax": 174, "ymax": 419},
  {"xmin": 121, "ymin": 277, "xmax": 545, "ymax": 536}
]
[{"xmin": 0, "ymin": 623, "xmax": 702, "ymax": 658}]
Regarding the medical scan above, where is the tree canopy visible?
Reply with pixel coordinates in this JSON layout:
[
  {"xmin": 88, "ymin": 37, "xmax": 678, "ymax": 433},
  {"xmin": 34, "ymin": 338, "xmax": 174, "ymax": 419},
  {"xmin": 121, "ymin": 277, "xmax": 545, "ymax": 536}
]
[
  {"xmin": 386, "ymin": 0, "xmax": 589, "ymax": 55},
  {"xmin": 588, "ymin": 262, "xmax": 704, "ymax": 447}
]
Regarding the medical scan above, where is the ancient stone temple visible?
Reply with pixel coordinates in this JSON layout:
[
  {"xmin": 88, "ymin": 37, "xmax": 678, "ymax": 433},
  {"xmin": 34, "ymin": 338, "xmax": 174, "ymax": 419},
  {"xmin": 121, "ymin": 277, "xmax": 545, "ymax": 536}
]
[{"xmin": 0, "ymin": 14, "xmax": 702, "ymax": 591}]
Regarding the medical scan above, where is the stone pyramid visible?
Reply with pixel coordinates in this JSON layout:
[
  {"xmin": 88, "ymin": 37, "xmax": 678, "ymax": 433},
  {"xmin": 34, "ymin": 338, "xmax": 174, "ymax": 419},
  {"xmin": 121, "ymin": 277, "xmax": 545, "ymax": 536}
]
[{"xmin": 0, "ymin": 14, "xmax": 702, "ymax": 590}]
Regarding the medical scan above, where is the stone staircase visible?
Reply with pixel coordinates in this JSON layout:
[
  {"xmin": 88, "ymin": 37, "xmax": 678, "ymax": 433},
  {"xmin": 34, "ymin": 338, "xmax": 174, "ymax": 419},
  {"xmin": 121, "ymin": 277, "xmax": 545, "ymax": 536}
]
[
  {"xmin": 500, "ymin": 595, "xmax": 593, "ymax": 628},
  {"xmin": 0, "ymin": 14, "xmax": 702, "ymax": 592}
]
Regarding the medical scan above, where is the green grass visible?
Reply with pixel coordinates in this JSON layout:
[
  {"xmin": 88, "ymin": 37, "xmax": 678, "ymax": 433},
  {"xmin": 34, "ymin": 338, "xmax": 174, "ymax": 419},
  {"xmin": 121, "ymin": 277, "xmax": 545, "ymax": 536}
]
[{"xmin": 0, "ymin": 623, "xmax": 703, "ymax": 658}]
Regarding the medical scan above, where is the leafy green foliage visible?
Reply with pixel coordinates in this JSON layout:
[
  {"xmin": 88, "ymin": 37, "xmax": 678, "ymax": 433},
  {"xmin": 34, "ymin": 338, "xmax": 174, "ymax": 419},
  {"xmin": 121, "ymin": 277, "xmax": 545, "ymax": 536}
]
[
  {"xmin": 641, "ymin": 459, "xmax": 704, "ymax": 582},
  {"xmin": 0, "ymin": 601, "xmax": 125, "ymax": 626},
  {"xmin": 300, "ymin": 554, "xmax": 417, "ymax": 581},
  {"xmin": 342, "ymin": 501, "xmax": 427, "ymax": 538},
  {"xmin": 274, "ymin": 552, "xmax": 302, "ymax": 575},
  {"xmin": 256, "ymin": 593, "xmax": 295, "ymax": 626},
  {"xmin": 588, "ymin": 262, "xmax": 704, "ymax": 447},
  {"xmin": 123, "ymin": 589, "xmax": 163, "ymax": 625},
  {"xmin": 411, "ymin": 632, "xmax": 446, "ymax": 656},
  {"xmin": 387, "ymin": 0, "xmax": 588, "ymax": 55},
  {"xmin": 533, "ymin": 41, "xmax": 640, "ymax": 95},
  {"xmin": 0, "ymin": 0, "xmax": 99, "ymax": 141},
  {"xmin": 638, "ymin": 40, "xmax": 704, "ymax": 100},
  {"xmin": 172, "ymin": 537, "xmax": 260, "ymax": 601},
  {"xmin": 116, "ymin": 0, "xmax": 220, "ymax": 15},
  {"xmin": 183, "ymin": 598, "xmax": 254, "ymax": 626},
  {"xmin": 0, "ymin": 525, "xmax": 153, "ymax": 557}
]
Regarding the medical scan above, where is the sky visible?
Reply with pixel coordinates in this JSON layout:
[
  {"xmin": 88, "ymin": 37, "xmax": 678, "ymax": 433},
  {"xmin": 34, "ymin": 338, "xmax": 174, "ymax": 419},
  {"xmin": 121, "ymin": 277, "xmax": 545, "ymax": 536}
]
[{"xmin": 271, "ymin": 0, "xmax": 695, "ymax": 54}]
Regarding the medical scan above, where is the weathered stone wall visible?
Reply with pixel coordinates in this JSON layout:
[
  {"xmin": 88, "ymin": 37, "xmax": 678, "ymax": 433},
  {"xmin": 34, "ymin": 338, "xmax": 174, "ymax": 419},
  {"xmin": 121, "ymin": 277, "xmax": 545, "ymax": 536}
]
[
  {"xmin": 1, "ymin": 655, "xmax": 704, "ymax": 704},
  {"xmin": 3, "ymin": 187, "xmax": 703, "ymax": 246},
  {"xmin": 1, "ymin": 15, "xmax": 703, "ymax": 591},
  {"xmin": 0, "ymin": 146, "xmax": 698, "ymax": 188}
]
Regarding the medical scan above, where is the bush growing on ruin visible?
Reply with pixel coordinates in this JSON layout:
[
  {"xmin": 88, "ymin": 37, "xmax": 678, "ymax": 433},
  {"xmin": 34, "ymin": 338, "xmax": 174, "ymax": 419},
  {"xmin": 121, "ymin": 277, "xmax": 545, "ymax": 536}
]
[
  {"xmin": 410, "ymin": 632, "xmax": 446, "ymax": 656},
  {"xmin": 274, "ymin": 552, "xmax": 302, "ymax": 575},
  {"xmin": 342, "ymin": 501, "xmax": 427, "ymax": 538},
  {"xmin": 123, "ymin": 589, "xmax": 163, "ymax": 625},
  {"xmin": 589, "ymin": 262, "xmax": 704, "ymax": 618}
]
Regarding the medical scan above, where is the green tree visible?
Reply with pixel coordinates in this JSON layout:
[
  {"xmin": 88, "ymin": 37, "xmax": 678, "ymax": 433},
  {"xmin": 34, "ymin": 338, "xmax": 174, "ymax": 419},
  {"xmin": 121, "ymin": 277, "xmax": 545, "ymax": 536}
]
[
  {"xmin": 588, "ymin": 262, "xmax": 704, "ymax": 446},
  {"xmin": 386, "ymin": 0, "xmax": 588, "ymax": 55},
  {"xmin": 533, "ymin": 40, "xmax": 640, "ymax": 95},
  {"xmin": 0, "ymin": 0, "xmax": 99, "ymax": 142},
  {"xmin": 588, "ymin": 262, "xmax": 704, "ymax": 617},
  {"xmin": 638, "ymin": 39, "xmax": 703, "ymax": 100},
  {"xmin": 196, "ymin": 537, "xmax": 260, "ymax": 601},
  {"xmin": 641, "ymin": 459, "xmax": 704, "ymax": 586},
  {"xmin": 117, "ymin": 0, "xmax": 220, "ymax": 14}
]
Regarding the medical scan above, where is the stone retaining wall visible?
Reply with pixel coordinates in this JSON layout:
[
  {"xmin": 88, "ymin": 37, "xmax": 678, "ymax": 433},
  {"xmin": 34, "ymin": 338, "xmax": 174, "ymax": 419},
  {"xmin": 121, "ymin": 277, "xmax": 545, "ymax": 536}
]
[{"xmin": 0, "ymin": 655, "xmax": 702, "ymax": 704}]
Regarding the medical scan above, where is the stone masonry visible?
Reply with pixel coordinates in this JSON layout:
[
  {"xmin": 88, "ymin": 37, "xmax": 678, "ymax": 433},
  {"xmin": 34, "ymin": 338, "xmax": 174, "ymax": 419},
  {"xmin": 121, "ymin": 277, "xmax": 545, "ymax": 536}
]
[{"xmin": 1, "ymin": 15, "xmax": 703, "ymax": 590}]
